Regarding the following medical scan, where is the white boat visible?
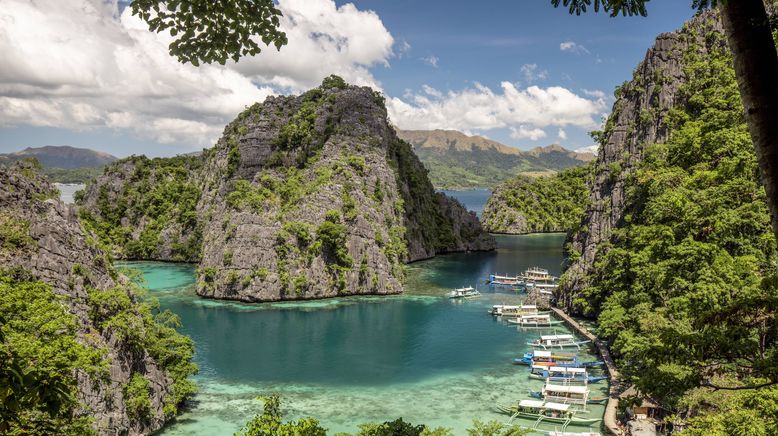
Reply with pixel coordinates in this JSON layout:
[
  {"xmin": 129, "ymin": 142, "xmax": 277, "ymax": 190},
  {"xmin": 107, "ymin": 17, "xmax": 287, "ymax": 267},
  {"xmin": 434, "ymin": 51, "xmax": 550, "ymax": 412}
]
[
  {"xmin": 507, "ymin": 313, "xmax": 563, "ymax": 327},
  {"xmin": 528, "ymin": 334, "xmax": 591, "ymax": 349},
  {"xmin": 489, "ymin": 304, "xmax": 545, "ymax": 317},
  {"xmin": 448, "ymin": 286, "xmax": 480, "ymax": 299},
  {"xmin": 542, "ymin": 383, "xmax": 591, "ymax": 406},
  {"xmin": 489, "ymin": 274, "xmax": 523, "ymax": 286},
  {"xmin": 495, "ymin": 399, "xmax": 602, "ymax": 426},
  {"xmin": 521, "ymin": 267, "xmax": 557, "ymax": 283}
]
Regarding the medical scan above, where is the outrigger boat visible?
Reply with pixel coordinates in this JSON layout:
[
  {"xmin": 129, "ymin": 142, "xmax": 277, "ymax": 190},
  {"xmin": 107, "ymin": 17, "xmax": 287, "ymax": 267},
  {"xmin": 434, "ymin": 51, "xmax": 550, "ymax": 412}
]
[
  {"xmin": 514, "ymin": 351, "xmax": 604, "ymax": 367},
  {"xmin": 520, "ymin": 267, "xmax": 557, "ymax": 283},
  {"xmin": 513, "ymin": 350, "xmax": 576, "ymax": 366},
  {"xmin": 508, "ymin": 313, "xmax": 564, "ymax": 327},
  {"xmin": 448, "ymin": 286, "xmax": 480, "ymax": 299},
  {"xmin": 488, "ymin": 274, "xmax": 523, "ymax": 286},
  {"xmin": 529, "ymin": 388, "xmax": 608, "ymax": 406},
  {"xmin": 495, "ymin": 399, "xmax": 602, "ymax": 427},
  {"xmin": 528, "ymin": 334, "xmax": 591, "ymax": 350},
  {"xmin": 528, "ymin": 366, "xmax": 607, "ymax": 384},
  {"xmin": 489, "ymin": 304, "xmax": 547, "ymax": 317}
]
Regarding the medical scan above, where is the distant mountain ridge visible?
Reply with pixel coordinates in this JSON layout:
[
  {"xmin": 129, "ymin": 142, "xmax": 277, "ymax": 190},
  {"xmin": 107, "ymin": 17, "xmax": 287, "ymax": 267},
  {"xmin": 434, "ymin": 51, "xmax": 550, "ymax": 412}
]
[
  {"xmin": 0, "ymin": 145, "xmax": 117, "ymax": 169},
  {"xmin": 396, "ymin": 129, "xmax": 594, "ymax": 189}
]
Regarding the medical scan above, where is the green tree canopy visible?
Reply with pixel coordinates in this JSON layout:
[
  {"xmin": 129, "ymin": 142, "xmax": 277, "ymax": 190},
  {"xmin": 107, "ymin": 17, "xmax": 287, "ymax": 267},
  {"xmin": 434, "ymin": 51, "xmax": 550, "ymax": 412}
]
[{"xmin": 130, "ymin": 0, "xmax": 288, "ymax": 65}]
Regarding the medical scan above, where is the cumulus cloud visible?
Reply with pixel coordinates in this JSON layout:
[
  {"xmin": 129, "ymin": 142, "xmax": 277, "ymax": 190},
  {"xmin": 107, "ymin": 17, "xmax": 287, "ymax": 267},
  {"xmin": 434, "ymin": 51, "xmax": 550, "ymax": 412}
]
[
  {"xmin": 421, "ymin": 55, "xmax": 439, "ymax": 68},
  {"xmin": 386, "ymin": 82, "xmax": 607, "ymax": 133},
  {"xmin": 520, "ymin": 64, "xmax": 547, "ymax": 83},
  {"xmin": 0, "ymin": 0, "xmax": 394, "ymax": 146},
  {"xmin": 558, "ymin": 128, "xmax": 568, "ymax": 140},
  {"xmin": 510, "ymin": 126, "xmax": 547, "ymax": 141},
  {"xmin": 560, "ymin": 41, "xmax": 590, "ymax": 55}
]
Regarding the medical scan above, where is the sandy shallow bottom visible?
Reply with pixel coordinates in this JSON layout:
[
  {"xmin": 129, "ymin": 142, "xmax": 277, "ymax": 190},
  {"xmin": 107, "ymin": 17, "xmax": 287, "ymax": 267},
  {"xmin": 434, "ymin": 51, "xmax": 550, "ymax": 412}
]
[{"xmin": 123, "ymin": 234, "xmax": 607, "ymax": 435}]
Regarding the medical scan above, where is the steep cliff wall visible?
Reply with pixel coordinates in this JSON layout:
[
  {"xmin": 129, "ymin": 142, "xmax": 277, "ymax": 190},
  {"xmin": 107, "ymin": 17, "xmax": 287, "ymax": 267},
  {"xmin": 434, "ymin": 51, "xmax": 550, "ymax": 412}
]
[
  {"xmin": 559, "ymin": 11, "xmax": 724, "ymax": 313},
  {"xmin": 79, "ymin": 77, "xmax": 494, "ymax": 303},
  {"xmin": 0, "ymin": 162, "xmax": 195, "ymax": 435}
]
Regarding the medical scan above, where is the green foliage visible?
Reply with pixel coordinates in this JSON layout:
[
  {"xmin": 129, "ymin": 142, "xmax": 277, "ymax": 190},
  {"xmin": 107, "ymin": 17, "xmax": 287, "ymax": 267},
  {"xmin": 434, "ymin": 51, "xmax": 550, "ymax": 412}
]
[
  {"xmin": 130, "ymin": 0, "xmax": 287, "ymax": 66},
  {"xmin": 79, "ymin": 155, "xmax": 203, "ymax": 261},
  {"xmin": 678, "ymin": 383, "xmax": 778, "ymax": 435},
  {"xmin": 0, "ymin": 214, "xmax": 34, "ymax": 252},
  {"xmin": 466, "ymin": 420, "xmax": 528, "ymax": 436},
  {"xmin": 0, "ymin": 271, "xmax": 105, "ymax": 435},
  {"xmin": 227, "ymin": 179, "xmax": 275, "ymax": 212},
  {"xmin": 227, "ymin": 138, "xmax": 241, "ymax": 177},
  {"xmin": 316, "ymin": 211, "xmax": 353, "ymax": 269},
  {"xmin": 275, "ymin": 100, "xmax": 319, "ymax": 150},
  {"xmin": 321, "ymin": 75, "xmax": 347, "ymax": 90},
  {"xmin": 571, "ymin": 28, "xmax": 778, "ymax": 417},
  {"xmin": 235, "ymin": 393, "xmax": 328, "ymax": 436},
  {"xmin": 40, "ymin": 166, "xmax": 104, "ymax": 184},
  {"xmin": 123, "ymin": 374, "xmax": 152, "ymax": 421},
  {"xmin": 482, "ymin": 164, "xmax": 592, "ymax": 234},
  {"xmin": 87, "ymin": 284, "xmax": 197, "ymax": 417},
  {"xmin": 354, "ymin": 418, "xmax": 426, "ymax": 436}
]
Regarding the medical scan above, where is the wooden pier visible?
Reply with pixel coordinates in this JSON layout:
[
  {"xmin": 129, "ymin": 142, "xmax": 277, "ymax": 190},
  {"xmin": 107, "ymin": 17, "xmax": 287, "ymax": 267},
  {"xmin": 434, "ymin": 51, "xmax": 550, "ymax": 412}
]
[{"xmin": 550, "ymin": 307, "xmax": 624, "ymax": 435}]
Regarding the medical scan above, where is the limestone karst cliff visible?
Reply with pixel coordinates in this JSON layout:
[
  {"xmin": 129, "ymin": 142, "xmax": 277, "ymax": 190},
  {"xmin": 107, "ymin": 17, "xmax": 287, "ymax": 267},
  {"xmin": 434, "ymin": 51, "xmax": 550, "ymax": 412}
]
[
  {"xmin": 558, "ymin": 10, "xmax": 728, "ymax": 313},
  {"xmin": 0, "ymin": 161, "xmax": 196, "ymax": 435},
  {"xmin": 79, "ymin": 77, "xmax": 495, "ymax": 302}
]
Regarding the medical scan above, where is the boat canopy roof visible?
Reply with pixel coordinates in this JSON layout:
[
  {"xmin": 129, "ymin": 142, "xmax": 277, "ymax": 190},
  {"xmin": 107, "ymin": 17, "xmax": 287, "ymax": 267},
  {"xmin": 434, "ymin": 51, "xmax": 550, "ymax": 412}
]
[
  {"xmin": 541, "ymin": 334, "xmax": 574, "ymax": 340},
  {"xmin": 550, "ymin": 366, "xmax": 587, "ymax": 373},
  {"xmin": 521, "ymin": 305, "xmax": 537, "ymax": 309},
  {"xmin": 518, "ymin": 399, "xmax": 545, "ymax": 409},
  {"xmin": 544, "ymin": 384, "xmax": 589, "ymax": 394},
  {"xmin": 534, "ymin": 350, "xmax": 552, "ymax": 358},
  {"xmin": 531, "ymin": 365, "xmax": 548, "ymax": 370},
  {"xmin": 544, "ymin": 402, "xmax": 571, "ymax": 411}
]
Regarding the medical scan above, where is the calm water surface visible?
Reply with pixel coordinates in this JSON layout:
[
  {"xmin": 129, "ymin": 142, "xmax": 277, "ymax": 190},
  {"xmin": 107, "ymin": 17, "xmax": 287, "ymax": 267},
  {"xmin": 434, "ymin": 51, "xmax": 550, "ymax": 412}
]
[
  {"xmin": 56, "ymin": 183, "xmax": 85, "ymax": 204},
  {"xmin": 124, "ymin": 234, "xmax": 606, "ymax": 435},
  {"xmin": 440, "ymin": 189, "xmax": 491, "ymax": 217}
]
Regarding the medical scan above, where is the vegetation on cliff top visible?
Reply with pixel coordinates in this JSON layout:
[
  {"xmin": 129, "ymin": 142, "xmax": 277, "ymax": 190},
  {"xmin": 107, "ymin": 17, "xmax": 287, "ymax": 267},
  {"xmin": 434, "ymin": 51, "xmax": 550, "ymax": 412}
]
[
  {"xmin": 482, "ymin": 164, "xmax": 592, "ymax": 234},
  {"xmin": 78, "ymin": 154, "xmax": 203, "ymax": 261},
  {"xmin": 567, "ymin": 23, "xmax": 778, "ymax": 432}
]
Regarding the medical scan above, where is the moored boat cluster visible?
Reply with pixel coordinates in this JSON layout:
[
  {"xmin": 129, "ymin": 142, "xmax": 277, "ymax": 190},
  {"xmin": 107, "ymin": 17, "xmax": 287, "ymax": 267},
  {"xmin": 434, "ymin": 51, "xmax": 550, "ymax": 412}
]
[{"xmin": 474, "ymin": 267, "xmax": 607, "ymax": 434}]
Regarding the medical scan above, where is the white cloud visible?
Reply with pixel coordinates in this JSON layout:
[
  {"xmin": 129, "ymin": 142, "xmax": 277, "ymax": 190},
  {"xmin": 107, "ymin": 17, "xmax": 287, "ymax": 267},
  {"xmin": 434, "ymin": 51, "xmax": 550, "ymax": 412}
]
[
  {"xmin": 396, "ymin": 40, "xmax": 412, "ymax": 58},
  {"xmin": 421, "ymin": 55, "xmax": 439, "ymax": 68},
  {"xmin": 520, "ymin": 64, "xmax": 547, "ymax": 83},
  {"xmin": 575, "ymin": 144, "xmax": 600, "ymax": 154},
  {"xmin": 560, "ymin": 41, "xmax": 590, "ymax": 55},
  {"xmin": 0, "ymin": 0, "xmax": 394, "ymax": 146},
  {"xmin": 387, "ymin": 82, "xmax": 607, "ymax": 133},
  {"xmin": 558, "ymin": 128, "xmax": 568, "ymax": 140},
  {"xmin": 510, "ymin": 126, "xmax": 547, "ymax": 141},
  {"xmin": 582, "ymin": 89, "xmax": 607, "ymax": 99}
]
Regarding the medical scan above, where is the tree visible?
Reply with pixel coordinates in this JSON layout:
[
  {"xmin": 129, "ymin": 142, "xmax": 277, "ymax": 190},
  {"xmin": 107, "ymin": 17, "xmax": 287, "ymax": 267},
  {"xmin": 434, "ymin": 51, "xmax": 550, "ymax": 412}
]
[
  {"xmin": 130, "ymin": 0, "xmax": 288, "ymax": 65},
  {"xmin": 551, "ymin": 0, "xmax": 778, "ymax": 246}
]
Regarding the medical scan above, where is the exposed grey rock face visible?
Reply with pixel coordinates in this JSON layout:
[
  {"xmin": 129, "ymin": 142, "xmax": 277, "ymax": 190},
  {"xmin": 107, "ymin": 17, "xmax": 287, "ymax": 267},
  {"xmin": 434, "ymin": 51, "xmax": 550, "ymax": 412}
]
[
  {"xmin": 195, "ymin": 82, "xmax": 494, "ymax": 302},
  {"xmin": 559, "ymin": 11, "xmax": 724, "ymax": 313},
  {"xmin": 0, "ymin": 162, "xmax": 178, "ymax": 435},
  {"xmin": 79, "ymin": 79, "xmax": 494, "ymax": 303}
]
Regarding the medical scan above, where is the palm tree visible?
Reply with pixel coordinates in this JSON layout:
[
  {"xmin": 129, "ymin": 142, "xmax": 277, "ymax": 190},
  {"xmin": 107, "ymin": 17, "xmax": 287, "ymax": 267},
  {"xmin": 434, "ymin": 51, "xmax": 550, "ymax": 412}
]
[{"xmin": 552, "ymin": 0, "xmax": 778, "ymax": 244}]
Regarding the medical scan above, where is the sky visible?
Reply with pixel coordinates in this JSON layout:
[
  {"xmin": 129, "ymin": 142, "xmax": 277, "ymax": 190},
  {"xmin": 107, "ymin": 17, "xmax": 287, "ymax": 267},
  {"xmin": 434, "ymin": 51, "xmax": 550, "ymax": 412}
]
[{"xmin": 0, "ymin": 0, "xmax": 696, "ymax": 158}]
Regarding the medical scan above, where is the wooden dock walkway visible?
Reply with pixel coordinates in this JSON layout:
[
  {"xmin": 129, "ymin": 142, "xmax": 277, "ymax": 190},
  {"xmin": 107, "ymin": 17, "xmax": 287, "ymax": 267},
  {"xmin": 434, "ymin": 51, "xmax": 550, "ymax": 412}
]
[{"xmin": 550, "ymin": 307, "xmax": 624, "ymax": 435}]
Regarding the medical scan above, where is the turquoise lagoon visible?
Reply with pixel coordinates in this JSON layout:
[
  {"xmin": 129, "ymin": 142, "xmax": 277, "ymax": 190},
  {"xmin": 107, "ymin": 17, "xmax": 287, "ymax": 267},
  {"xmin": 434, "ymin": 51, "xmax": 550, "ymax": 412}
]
[{"xmin": 125, "ymin": 234, "xmax": 607, "ymax": 435}]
